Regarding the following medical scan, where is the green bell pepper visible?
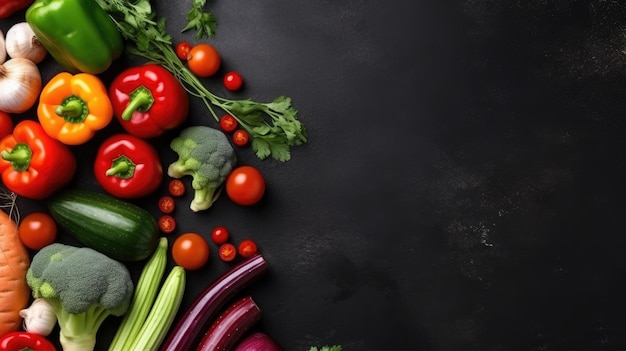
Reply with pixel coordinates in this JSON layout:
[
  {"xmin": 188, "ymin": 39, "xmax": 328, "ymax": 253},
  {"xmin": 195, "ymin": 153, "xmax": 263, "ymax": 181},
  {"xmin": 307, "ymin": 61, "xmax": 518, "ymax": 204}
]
[{"xmin": 26, "ymin": 0, "xmax": 123, "ymax": 74}]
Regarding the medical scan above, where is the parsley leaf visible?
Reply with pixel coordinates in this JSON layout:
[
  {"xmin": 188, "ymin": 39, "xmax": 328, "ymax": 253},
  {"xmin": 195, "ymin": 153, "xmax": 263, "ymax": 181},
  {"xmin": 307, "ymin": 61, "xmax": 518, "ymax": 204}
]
[{"xmin": 181, "ymin": 0, "xmax": 217, "ymax": 39}]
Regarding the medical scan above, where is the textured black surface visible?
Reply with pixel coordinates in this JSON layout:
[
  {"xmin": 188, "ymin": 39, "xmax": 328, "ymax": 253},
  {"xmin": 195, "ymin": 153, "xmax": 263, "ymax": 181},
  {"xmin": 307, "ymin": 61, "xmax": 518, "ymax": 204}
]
[{"xmin": 4, "ymin": 0, "xmax": 626, "ymax": 350}]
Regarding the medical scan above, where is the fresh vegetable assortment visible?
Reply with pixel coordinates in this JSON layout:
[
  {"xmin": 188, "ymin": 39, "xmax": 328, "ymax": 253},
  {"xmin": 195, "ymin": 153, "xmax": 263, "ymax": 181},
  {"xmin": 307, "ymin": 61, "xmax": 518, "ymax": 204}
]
[{"xmin": 0, "ymin": 0, "xmax": 340, "ymax": 350}]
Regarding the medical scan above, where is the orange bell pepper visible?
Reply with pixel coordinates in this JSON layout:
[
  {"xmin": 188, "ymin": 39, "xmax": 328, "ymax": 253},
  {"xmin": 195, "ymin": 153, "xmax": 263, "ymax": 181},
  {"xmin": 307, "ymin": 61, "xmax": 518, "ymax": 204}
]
[{"xmin": 37, "ymin": 72, "xmax": 113, "ymax": 145}]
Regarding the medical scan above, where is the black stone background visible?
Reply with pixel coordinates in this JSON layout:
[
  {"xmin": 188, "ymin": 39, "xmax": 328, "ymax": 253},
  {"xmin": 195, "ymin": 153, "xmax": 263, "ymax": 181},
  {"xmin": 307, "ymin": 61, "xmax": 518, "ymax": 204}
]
[{"xmin": 4, "ymin": 0, "xmax": 626, "ymax": 349}]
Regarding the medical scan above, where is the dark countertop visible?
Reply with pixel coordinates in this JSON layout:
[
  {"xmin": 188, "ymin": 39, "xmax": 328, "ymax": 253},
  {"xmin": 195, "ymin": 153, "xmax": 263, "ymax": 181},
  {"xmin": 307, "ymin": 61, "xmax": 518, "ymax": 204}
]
[{"xmin": 3, "ymin": 1, "xmax": 626, "ymax": 350}]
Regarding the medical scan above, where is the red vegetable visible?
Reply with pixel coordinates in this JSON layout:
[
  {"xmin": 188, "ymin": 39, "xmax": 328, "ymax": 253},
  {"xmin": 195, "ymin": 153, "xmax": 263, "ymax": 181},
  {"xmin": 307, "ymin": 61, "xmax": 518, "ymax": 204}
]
[
  {"xmin": 175, "ymin": 41, "xmax": 192, "ymax": 61},
  {"xmin": 234, "ymin": 332, "xmax": 283, "ymax": 351},
  {"xmin": 168, "ymin": 179, "xmax": 186, "ymax": 197},
  {"xmin": 0, "ymin": 331, "xmax": 56, "ymax": 351},
  {"xmin": 232, "ymin": 129, "xmax": 249, "ymax": 147},
  {"xmin": 223, "ymin": 71, "xmax": 243, "ymax": 91},
  {"xmin": 158, "ymin": 215, "xmax": 176, "ymax": 234},
  {"xmin": 210, "ymin": 226, "xmax": 230, "ymax": 245},
  {"xmin": 0, "ymin": 112, "xmax": 12, "ymax": 140},
  {"xmin": 225, "ymin": 165, "xmax": 266, "ymax": 206},
  {"xmin": 218, "ymin": 243, "xmax": 237, "ymax": 262},
  {"xmin": 238, "ymin": 239, "xmax": 258, "ymax": 258},
  {"xmin": 160, "ymin": 254, "xmax": 269, "ymax": 351},
  {"xmin": 109, "ymin": 64, "xmax": 189, "ymax": 138},
  {"xmin": 0, "ymin": 0, "xmax": 34, "ymax": 19},
  {"xmin": 94, "ymin": 134, "xmax": 163, "ymax": 198},
  {"xmin": 0, "ymin": 120, "xmax": 77, "ymax": 199},
  {"xmin": 196, "ymin": 296, "xmax": 262, "ymax": 351},
  {"xmin": 158, "ymin": 195, "xmax": 176, "ymax": 213},
  {"xmin": 219, "ymin": 115, "xmax": 238, "ymax": 133}
]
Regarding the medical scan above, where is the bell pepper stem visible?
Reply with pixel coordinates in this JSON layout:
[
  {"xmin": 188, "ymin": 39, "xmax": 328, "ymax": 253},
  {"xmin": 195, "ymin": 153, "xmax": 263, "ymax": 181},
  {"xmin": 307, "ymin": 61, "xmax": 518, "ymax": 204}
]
[
  {"xmin": 56, "ymin": 95, "xmax": 89, "ymax": 123},
  {"xmin": 122, "ymin": 86, "xmax": 155, "ymax": 121},
  {"xmin": 106, "ymin": 155, "xmax": 136, "ymax": 179},
  {"xmin": 1, "ymin": 144, "xmax": 33, "ymax": 172}
]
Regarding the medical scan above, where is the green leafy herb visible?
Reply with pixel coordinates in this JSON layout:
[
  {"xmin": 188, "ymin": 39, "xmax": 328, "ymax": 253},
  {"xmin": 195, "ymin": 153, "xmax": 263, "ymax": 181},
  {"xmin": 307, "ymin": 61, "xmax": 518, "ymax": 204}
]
[
  {"xmin": 309, "ymin": 346, "xmax": 343, "ymax": 351},
  {"xmin": 95, "ymin": 0, "xmax": 307, "ymax": 162},
  {"xmin": 182, "ymin": 0, "xmax": 217, "ymax": 39}
]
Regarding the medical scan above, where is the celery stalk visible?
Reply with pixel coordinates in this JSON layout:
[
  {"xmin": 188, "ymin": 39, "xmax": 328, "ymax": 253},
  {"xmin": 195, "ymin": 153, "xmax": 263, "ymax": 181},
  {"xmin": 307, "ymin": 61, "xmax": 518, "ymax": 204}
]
[
  {"xmin": 108, "ymin": 237, "xmax": 168, "ymax": 351},
  {"xmin": 129, "ymin": 265, "xmax": 186, "ymax": 351}
]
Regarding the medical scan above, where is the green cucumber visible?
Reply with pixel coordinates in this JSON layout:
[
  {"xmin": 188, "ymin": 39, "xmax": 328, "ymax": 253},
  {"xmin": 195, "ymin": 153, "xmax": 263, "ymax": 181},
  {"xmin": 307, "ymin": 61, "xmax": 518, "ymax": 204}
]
[{"xmin": 48, "ymin": 189, "xmax": 159, "ymax": 262}]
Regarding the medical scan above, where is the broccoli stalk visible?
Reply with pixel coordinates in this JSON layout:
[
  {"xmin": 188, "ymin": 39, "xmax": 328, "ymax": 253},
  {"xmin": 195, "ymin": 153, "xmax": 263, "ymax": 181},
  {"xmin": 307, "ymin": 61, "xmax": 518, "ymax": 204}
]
[
  {"xmin": 26, "ymin": 243, "xmax": 134, "ymax": 351},
  {"xmin": 167, "ymin": 126, "xmax": 237, "ymax": 212}
]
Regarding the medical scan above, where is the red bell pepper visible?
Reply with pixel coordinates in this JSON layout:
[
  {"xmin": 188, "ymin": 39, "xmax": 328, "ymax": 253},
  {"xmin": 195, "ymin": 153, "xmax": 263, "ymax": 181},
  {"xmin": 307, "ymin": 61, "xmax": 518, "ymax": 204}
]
[
  {"xmin": 94, "ymin": 133, "xmax": 163, "ymax": 198},
  {"xmin": 0, "ymin": 331, "xmax": 56, "ymax": 351},
  {"xmin": 109, "ymin": 64, "xmax": 189, "ymax": 138},
  {"xmin": 0, "ymin": 0, "xmax": 34, "ymax": 19},
  {"xmin": 0, "ymin": 120, "xmax": 76, "ymax": 199}
]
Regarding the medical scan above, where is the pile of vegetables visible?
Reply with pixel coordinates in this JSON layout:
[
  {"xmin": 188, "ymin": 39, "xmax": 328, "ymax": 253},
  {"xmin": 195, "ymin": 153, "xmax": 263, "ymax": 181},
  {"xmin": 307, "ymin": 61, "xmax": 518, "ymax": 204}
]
[{"xmin": 0, "ymin": 0, "xmax": 344, "ymax": 350}]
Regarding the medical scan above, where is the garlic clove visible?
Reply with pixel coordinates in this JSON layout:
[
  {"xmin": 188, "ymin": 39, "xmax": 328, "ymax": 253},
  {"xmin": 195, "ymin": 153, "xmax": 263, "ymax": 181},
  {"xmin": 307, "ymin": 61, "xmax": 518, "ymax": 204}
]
[{"xmin": 19, "ymin": 298, "xmax": 58, "ymax": 336}]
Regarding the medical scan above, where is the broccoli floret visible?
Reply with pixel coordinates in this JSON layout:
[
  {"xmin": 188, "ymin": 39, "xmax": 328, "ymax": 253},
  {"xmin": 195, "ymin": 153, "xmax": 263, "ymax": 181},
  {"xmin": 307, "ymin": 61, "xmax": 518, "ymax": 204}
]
[
  {"xmin": 26, "ymin": 243, "xmax": 134, "ymax": 351},
  {"xmin": 168, "ymin": 126, "xmax": 237, "ymax": 212}
]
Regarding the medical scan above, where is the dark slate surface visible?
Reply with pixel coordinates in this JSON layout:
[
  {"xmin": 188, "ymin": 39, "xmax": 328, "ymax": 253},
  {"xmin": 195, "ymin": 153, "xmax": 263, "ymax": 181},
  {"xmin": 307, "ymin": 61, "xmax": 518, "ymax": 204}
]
[{"xmin": 3, "ymin": 1, "xmax": 626, "ymax": 349}]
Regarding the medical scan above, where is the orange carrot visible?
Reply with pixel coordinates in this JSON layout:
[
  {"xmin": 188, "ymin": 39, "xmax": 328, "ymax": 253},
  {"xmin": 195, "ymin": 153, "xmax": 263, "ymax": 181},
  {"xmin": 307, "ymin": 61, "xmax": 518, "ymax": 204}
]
[{"xmin": 0, "ymin": 197, "xmax": 30, "ymax": 338}]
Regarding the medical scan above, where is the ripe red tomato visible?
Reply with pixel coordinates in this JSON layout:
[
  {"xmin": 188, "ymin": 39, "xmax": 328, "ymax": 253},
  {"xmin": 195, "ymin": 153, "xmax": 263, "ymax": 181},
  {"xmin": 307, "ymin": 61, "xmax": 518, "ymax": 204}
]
[
  {"xmin": 225, "ymin": 166, "xmax": 266, "ymax": 206},
  {"xmin": 0, "ymin": 111, "xmax": 13, "ymax": 139},
  {"xmin": 223, "ymin": 71, "xmax": 243, "ymax": 91},
  {"xmin": 218, "ymin": 243, "xmax": 237, "ymax": 262},
  {"xmin": 237, "ymin": 239, "xmax": 258, "ymax": 258},
  {"xmin": 175, "ymin": 41, "xmax": 192, "ymax": 61},
  {"xmin": 187, "ymin": 43, "xmax": 221, "ymax": 77},
  {"xmin": 158, "ymin": 196, "xmax": 175, "ymax": 213},
  {"xmin": 232, "ymin": 129, "xmax": 249, "ymax": 147},
  {"xmin": 211, "ymin": 226, "xmax": 230, "ymax": 245},
  {"xmin": 158, "ymin": 215, "xmax": 176, "ymax": 234},
  {"xmin": 219, "ymin": 115, "xmax": 238, "ymax": 132},
  {"xmin": 18, "ymin": 212, "xmax": 57, "ymax": 250},
  {"xmin": 168, "ymin": 179, "xmax": 186, "ymax": 197},
  {"xmin": 172, "ymin": 232, "xmax": 210, "ymax": 270}
]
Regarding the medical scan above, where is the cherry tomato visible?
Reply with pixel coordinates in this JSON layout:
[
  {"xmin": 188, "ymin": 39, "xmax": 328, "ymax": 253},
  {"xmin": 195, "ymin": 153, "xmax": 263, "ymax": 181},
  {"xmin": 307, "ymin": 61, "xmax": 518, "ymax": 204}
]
[
  {"xmin": 158, "ymin": 215, "xmax": 176, "ymax": 234},
  {"xmin": 218, "ymin": 243, "xmax": 237, "ymax": 262},
  {"xmin": 232, "ymin": 129, "xmax": 249, "ymax": 147},
  {"xmin": 238, "ymin": 239, "xmax": 258, "ymax": 258},
  {"xmin": 223, "ymin": 71, "xmax": 243, "ymax": 91},
  {"xmin": 219, "ymin": 115, "xmax": 238, "ymax": 133},
  {"xmin": 211, "ymin": 226, "xmax": 230, "ymax": 245},
  {"xmin": 176, "ymin": 41, "xmax": 192, "ymax": 61},
  {"xmin": 168, "ymin": 179, "xmax": 186, "ymax": 197},
  {"xmin": 187, "ymin": 43, "xmax": 221, "ymax": 77},
  {"xmin": 158, "ymin": 196, "xmax": 176, "ymax": 214},
  {"xmin": 172, "ymin": 232, "xmax": 210, "ymax": 270},
  {"xmin": 0, "ymin": 111, "xmax": 13, "ymax": 139},
  {"xmin": 18, "ymin": 212, "xmax": 57, "ymax": 250},
  {"xmin": 225, "ymin": 166, "xmax": 266, "ymax": 206}
]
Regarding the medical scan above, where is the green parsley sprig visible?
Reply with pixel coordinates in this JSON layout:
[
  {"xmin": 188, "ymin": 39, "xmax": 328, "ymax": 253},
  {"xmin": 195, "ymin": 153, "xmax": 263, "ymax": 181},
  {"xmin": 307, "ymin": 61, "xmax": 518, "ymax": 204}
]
[
  {"xmin": 182, "ymin": 0, "xmax": 217, "ymax": 39},
  {"xmin": 95, "ymin": 0, "xmax": 307, "ymax": 162}
]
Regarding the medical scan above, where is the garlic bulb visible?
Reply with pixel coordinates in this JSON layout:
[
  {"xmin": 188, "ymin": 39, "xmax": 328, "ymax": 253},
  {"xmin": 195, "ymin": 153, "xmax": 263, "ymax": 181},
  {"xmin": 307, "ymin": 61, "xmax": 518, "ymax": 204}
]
[
  {"xmin": 0, "ymin": 30, "xmax": 6, "ymax": 64},
  {"xmin": 20, "ymin": 298, "xmax": 58, "ymax": 336},
  {"xmin": 0, "ymin": 57, "xmax": 42, "ymax": 113},
  {"xmin": 5, "ymin": 22, "xmax": 47, "ymax": 64}
]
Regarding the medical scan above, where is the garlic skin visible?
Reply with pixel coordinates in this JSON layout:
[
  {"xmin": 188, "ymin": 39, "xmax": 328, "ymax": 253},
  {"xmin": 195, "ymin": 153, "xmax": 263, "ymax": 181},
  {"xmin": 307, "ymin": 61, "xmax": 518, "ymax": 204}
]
[
  {"xmin": 5, "ymin": 22, "xmax": 47, "ymax": 64},
  {"xmin": 19, "ymin": 298, "xmax": 58, "ymax": 336},
  {"xmin": 0, "ymin": 57, "xmax": 42, "ymax": 113},
  {"xmin": 0, "ymin": 30, "xmax": 6, "ymax": 64}
]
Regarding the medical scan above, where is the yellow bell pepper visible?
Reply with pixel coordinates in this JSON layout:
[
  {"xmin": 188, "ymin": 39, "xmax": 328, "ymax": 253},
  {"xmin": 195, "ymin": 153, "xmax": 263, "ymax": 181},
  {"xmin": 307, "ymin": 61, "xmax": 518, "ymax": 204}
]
[{"xmin": 38, "ymin": 72, "xmax": 113, "ymax": 145}]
